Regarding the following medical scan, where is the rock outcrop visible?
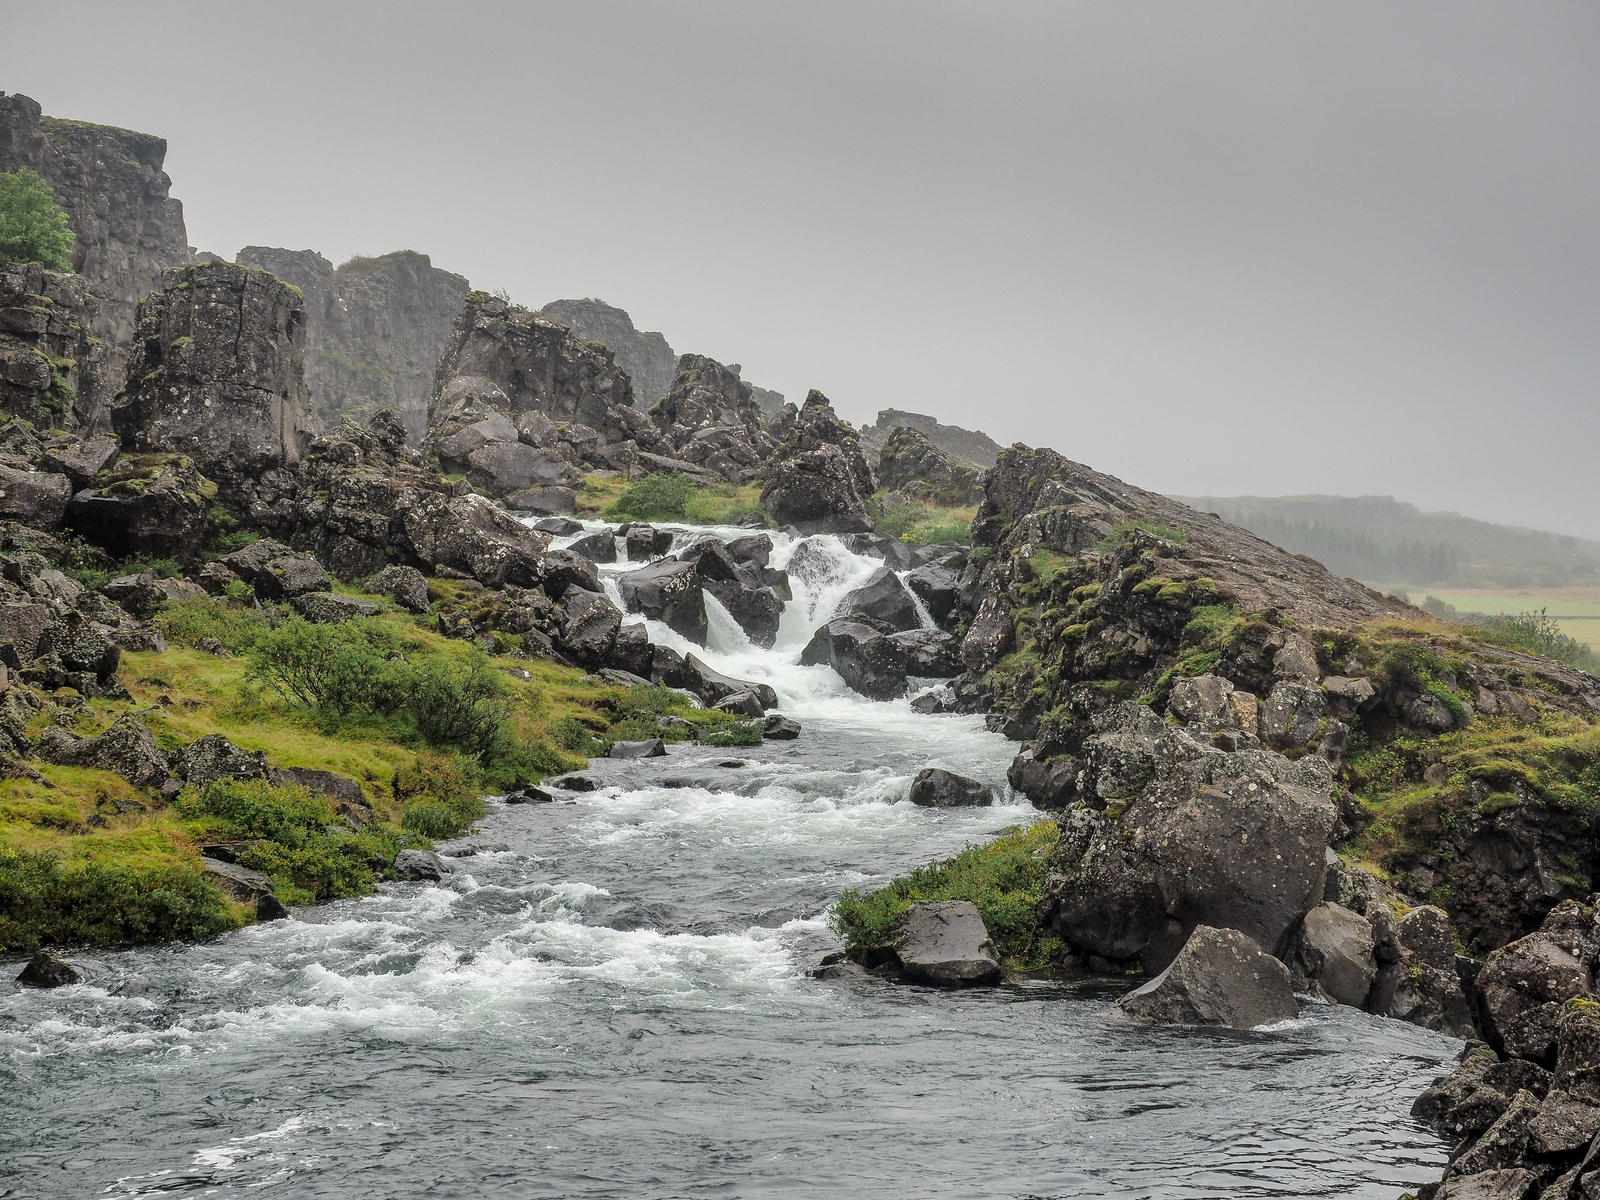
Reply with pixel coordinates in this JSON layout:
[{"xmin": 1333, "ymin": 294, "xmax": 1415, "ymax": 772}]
[
  {"xmin": 428, "ymin": 292, "xmax": 666, "ymax": 487},
  {"xmin": 539, "ymin": 298, "xmax": 679, "ymax": 411},
  {"xmin": 889, "ymin": 901, "xmax": 1001, "ymax": 986},
  {"xmin": 648, "ymin": 354, "xmax": 777, "ymax": 483},
  {"xmin": 0, "ymin": 93, "xmax": 191, "ymax": 362},
  {"xmin": 859, "ymin": 408, "xmax": 1004, "ymax": 470},
  {"xmin": 110, "ymin": 262, "xmax": 313, "ymax": 502},
  {"xmin": 0, "ymin": 262, "xmax": 114, "ymax": 431},
  {"xmin": 876, "ymin": 426, "xmax": 984, "ymax": 507},
  {"xmin": 237, "ymin": 247, "xmax": 471, "ymax": 440},
  {"xmin": 759, "ymin": 391, "xmax": 875, "ymax": 534}
]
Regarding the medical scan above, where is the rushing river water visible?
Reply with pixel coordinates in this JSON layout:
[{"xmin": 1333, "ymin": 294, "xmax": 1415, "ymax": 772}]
[{"xmin": 1, "ymin": 526, "xmax": 1455, "ymax": 1198}]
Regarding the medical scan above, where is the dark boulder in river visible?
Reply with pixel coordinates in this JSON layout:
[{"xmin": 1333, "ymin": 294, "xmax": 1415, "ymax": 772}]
[
  {"xmin": 17, "ymin": 950, "xmax": 80, "ymax": 988},
  {"xmin": 1116, "ymin": 925, "xmax": 1298, "ymax": 1029},
  {"xmin": 908, "ymin": 768, "xmax": 992, "ymax": 808}
]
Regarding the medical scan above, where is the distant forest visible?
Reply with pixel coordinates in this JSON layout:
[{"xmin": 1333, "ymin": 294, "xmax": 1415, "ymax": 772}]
[{"xmin": 1177, "ymin": 495, "xmax": 1600, "ymax": 589}]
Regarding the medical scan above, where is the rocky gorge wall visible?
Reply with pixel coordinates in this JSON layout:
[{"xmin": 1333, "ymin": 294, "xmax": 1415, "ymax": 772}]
[
  {"xmin": 237, "ymin": 247, "xmax": 471, "ymax": 441},
  {"xmin": 0, "ymin": 93, "xmax": 191, "ymax": 367}
]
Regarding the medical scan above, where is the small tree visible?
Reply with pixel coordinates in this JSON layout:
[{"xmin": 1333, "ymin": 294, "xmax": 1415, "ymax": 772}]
[{"xmin": 0, "ymin": 168, "xmax": 75, "ymax": 272}]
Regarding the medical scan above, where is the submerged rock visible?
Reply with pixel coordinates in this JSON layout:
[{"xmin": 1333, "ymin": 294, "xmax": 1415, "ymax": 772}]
[
  {"xmin": 393, "ymin": 849, "xmax": 453, "ymax": 882},
  {"xmin": 762, "ymin": 714, "xmax": 801, "ymax": 740},
  {"xmin": 1284, "ymin": 902, "xmax": 1377, "ymax": 1008},
  {"xmin": 1116, "ymin": 925, "xmax": 1298, "ymax": 1029},
  {"xmin": 609, "ymin": 738, "xmax": 667, "ymax": 759},
  {"xmin": 892, "ymin": 900, "xmax": 1001, "ymax": 986},
  {"xmin": 801, "ymin": 619, "xmax": 908, "ymax": 700}
]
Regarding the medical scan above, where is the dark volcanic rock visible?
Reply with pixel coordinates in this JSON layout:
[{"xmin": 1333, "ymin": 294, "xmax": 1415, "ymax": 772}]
[
  {"xmin": 16, "ymin": 949, "xmax": 80, "ymax": 988},
  {"xmin": 646, "ymin": 354, "xmax": 777, "ymax": 482},
  {"xmin": 540, "ymin": 299, "xmax": 680, "ymax": 411},
  {"xmin": 801, "ymin": 619, "xmax": 909, "ymax": 700},
  {"xmin": 66, "ymin": 453, "xmax": 213, "ymax": 561},
  {"xmin": 888, "ymin": 628, "xmax": 962, "ymax": 677},
  {"xmin": 36, "ymin": 713, "xmax": 169, "ymax": 787},
  {"xmin": 570, "ymin": 530, "xmax": 618, "ymax": 563},
  {"xmin": 402, "ymin": 492, "xmax": 549, "ymax": 588},
  {"xmin": 559, "ymin": 587, "xmax": 622, "ymax": 668},
  {"xmin": 0, "ymin": 263, "xmax": 115, "ymax": 431},
  {"xmin": 1007, "ymin": 746, "xmax": 1080, "ymax": 809},
  {"xmin": 1283, "ymin": 901, "xmax": 1377, "ymax": 1007},
  {"xmin": 608, "ymin": 738, "xmax": 667, "ymax": 759},
  {"xmin": 763, "ymin": 714, "xmax": 801, "ymax": 739},
  {"xmin": 177, "ymin": 733, "xmax": 268, "ymax": 789},
  {"xmin": 1117, "ymin": 925, "xmax": 1298, "ymax": 1029},
  {"xmin": 1039, "ymin": 703, "xmax": 1338, "ymax": 972},
  {"xmin": 908, "ymin": 768, "xmax": 993, "ymax": 808},
  {"xmin": 368, "ymin": 564, "xmax": 430, "ymax": 614},
  {"xmin": 617, "ymin": 558, "xmax": 707, "ymax": 644},
  {"xmin": 836, "ymin": 567, "xmax": 922, "ymax": 633},
  {"xmin": 111, "ymin": 263, "xmax": 313, "ymax": 499},
  {"xmin": 759, "ymin": 391, "xmax": 876, "ymax": 534},
  {"xmin": 876, "ymin": 425, "xmax": 984, "ymax": 506},
  {"xmin": 891, "ymin": 900, "xmax": 1001, "ymax": 986},
  {"xmin": 393, "ymin": 849, "xmax": 453, "ymax": 882}
]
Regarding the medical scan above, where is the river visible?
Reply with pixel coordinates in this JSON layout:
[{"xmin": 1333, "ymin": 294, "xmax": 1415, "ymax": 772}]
[{"xmin": 0, "ymin": 525, "xmax": 1455, "ymax": 1198}]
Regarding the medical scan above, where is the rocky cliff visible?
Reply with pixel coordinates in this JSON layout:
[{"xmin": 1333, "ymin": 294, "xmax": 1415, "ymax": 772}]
[
  {"xmin": 0, "ymin": 93, "xmax": 190, "ymax": 360},
  {"xmin": 860, "ymin": 408, "xmax": 1004, "ymax": 469},
  {"xmin": 0, "ymin": 262, "xmax": 114, "ymax": 430},
  {"xmin": 649, "ymin": 354, "xmax": 777, "ymax": 483},
  {"xmin": 539, "ymin": 299, "xmax": 678, "ymax": 411},
  {"xmin": 237, "ymin": 247, "xmax": 471, "ymax": 441}
]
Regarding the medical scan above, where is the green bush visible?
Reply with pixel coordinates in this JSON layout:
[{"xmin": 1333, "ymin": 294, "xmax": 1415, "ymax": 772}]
[
  {"xmin": 701, "ymin": 721, "xmax": 764, "ymax": 747},
  {"xmin": 0, "ymin": 167, "xmax": 75, "ymax": 272},
  {"xmin": 1481, "ymin": 609, "xmax": 1600, "ymax": 673},
  {"xmin": 156, "ymin": 597, "xmax": 272, "ymax": 654},
  {"xmin": 175, "ymin": 778, "xmax": 401, "ymax": 903},
  {"xmin": 608, "ymin": 473, "xmax": 696, "ymax": 521},
  {"xmin": 394, "ymin": 754, "xmax": 486, "ymax": 838},
  {"xmin": 906, "ymin": 518, "xmax": 973, "ymax": 546},
  {"xmin": 0, "ymin": 848, "xmax": 238, "ymax": 953},
  {"xmin": 248, "ymin": 616, "xmax": 404, "ymax": 714},
  {"xmin": 406, "ymin": 651, "xmax": 508, "ymax": 758},
  {"xmin": 833, "ymin": 821, "xmax": 1060, "ymax": 968},
  {"xmin": 401, "ymin": 801, "xmax": 467, "ymax": 840}
]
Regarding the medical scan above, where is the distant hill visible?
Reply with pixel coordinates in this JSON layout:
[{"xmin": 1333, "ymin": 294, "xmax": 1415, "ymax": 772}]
[{"xmin": 1174, "ymin": 494, "xmax": 1600, "ymax": 589}]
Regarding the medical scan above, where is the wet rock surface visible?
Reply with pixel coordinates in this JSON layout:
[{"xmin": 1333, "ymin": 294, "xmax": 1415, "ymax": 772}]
[
  {"xmin": 1117, "ymin": 925, "xmax": 1298, "ymax": 1029},
  {"xmin": 889, "ymin": 901, "xmax": 1001, "ymax": 986}
]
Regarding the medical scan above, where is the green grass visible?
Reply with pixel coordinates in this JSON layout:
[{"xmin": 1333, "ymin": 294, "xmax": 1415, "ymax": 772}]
[
  {"xmin": 1096, "ymin": 519, "xmax": 1188, "ymax": 552},
  {"xmin": 833, "ymin": 821, "xmax": 1062, "ymax": 971},
  {"xmin": 871, "ymin": 494, "xmax": 975, "ymax": 544}
]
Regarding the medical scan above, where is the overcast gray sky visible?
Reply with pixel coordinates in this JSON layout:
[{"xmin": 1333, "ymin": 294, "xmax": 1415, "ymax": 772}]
[{"xmin": 4, "ymin": 2, "xmax": 1597, "ymax": 536}]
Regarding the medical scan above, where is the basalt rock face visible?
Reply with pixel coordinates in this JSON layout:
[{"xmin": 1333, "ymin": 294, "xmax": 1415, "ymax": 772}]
[
  {"xmin": 0, "ymin": 263, "xmax": 114, "ymax": 431},
  {"xmin": 111, "ymin": 263, "xmax": 313, "ymax": 503},
  {"xmin": 759, "ymin": 391, "xmax": 876, "ymax": 534},
  {"xmin": 1409, "ymin": 899, "xmax": 1600, "ymax": 1199},
  {"xmin": 648, "ymin": 354, "xmax": 777, "ymax": 483},
  {"xmin": 0, "ymin": 93, "xmax": 191, "ymax": 361},
  {"xmin": 237, "ymin": 248, "xmax": 471, "ymax": 441},
  {"xmin": 876, "ymin": 426, "xmax": 984, "ymax": 507},
  {"xmin": 539, "ymin": 299, "xmax": 679, "ymax": 412},
  {"xmin": 429, "ymin": 293, "xmax": 666, "ymax": 485}
]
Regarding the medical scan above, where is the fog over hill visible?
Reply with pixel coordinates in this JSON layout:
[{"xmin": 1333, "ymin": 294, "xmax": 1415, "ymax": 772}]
[{"xmin": 1177, "ymin": 493, "xmax": 1600, "ymax": 589}]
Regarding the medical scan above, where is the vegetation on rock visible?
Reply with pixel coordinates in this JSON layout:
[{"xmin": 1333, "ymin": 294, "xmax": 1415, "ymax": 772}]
[{"xmin": 0, "ymin": 167, "xmax": 75, "ymax": 272}]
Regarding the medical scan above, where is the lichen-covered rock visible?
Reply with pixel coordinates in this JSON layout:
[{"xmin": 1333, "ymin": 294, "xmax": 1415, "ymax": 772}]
[
  {"xmin": 908, "ymin": 768, "xmax": 992, "ymax": 808},
  {"xmin": 402, "ymin": 491, "xmax": 550, "ymax": 588},
  {"xmin": 1476, "ymin": 925, "xmax": 1594, "ymax": 1057},
  {"xmin": 1007, "ymin": 745, "xmax": 1080, "ymax": 809},
  {"xmin": 16, "ymin": 949, "xmax": 80, "ymax": 988},
  {"xmin": 647, "ymin": 354, "xmax": 776, "ymax": 482},
  {"xmin": 177, "ymin": 733, "xmax": 269, "ymax": 789},
  {"xmin": 1040, "ymin": 703, "xmax": 1337, "ymax": 971},
  {"xmin": 1116, "ymin": 925, "xmax": 1298, "ymax": 1029},
  {"xmin": 111, "ymin": 263, "xmax": 313, "ymax": 499},
  {"xmin": 65, "ymin": 453, "xmax": 214, "ymax": 561},
  {"xmin": 36, "ymin": 713, "xmax": 168, "ymax": 787},
  {"xmin": 559, "ymin": 587, "xmax": 622, "ymax": 668},
  {"xmin": 759, "ymin": 391, "xmax": 875, "ymax": 534},
  {"xmin": 290, "ymin": 592, "xmax": 380, "ymax": 624},
  {"xmin": 888, "ymin": 628, "xmax": 962, "ymax": 677},
  {"xmin": 539, "ymin": 299, "xmax": 680, "ymax": 411},
  {"xmin": 835, "ymin": 567, "xmax": 922, "ymax": 633},
  {"xmin": 368, "ymin": 564, "xmax": 430, "ymax": 614},
  {"xmin": 0, "ymin": 263, "xmax": 115, "ymax": 431},
  {"xmin": 1365, "ymin": 904, "xmax": 1475, "ymax": 1037}
]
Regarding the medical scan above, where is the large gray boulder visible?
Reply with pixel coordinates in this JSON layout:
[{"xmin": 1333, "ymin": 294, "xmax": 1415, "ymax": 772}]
[
  {"xmin": 1116, "ymin": 925, "xmax": 1298, "ymax": 1029},
  {"xmin": 801, "ymin": 619, "xmax": 909, "ymax": 700},
  {"xmin": 401, "ymin": 490, "xmax": 550, "ymax": 588},
  {"xmin": 836, "ymin": 567, "xmax": 922, "ymax": 633},
  {"xmin": 1474, "ymin": 919, "xmax": 1595, "ymax": 1058},
  {"xmin": 1284, "ymin": 902, "xmax": 1376, "ymax": 1007},
  {"xmin": 177, "ymin": 734, "xmax": 269, "ymax": 789},
  {"xmin": 367, "ymin": 564, "xmax": 430, "ymax": 614},
  {"xmin": 1364, "ymin": 903, "xmax": 1475, "ymax": 1037},
  {"xmin": 1040, "ymin": 703, "xmax": 1338, "ymax": 972},
  {"xmin": 16, "ymin": 949, "xmax": 80, "ymax": 988},
  {"xmin": 36, "ymin": 713, "xmax": 169, "ymax": 788},
  {"xmin": 888, "ymin": 628, "xmax": 962, "ymax": 677},
  {"xmin": 617, "ymin": 558, "xmax": 706, "ymax": 644},
  {"xmin": 892, "ymin": 900, "xmax": 1001, "ymax": 986},
  {"xmin": 559, "ymin": 587, "xmax": 623, "ymax": 669},
  {"xmin": 110, "ymin": 262, "xmax": 313, "ymax": 497}
]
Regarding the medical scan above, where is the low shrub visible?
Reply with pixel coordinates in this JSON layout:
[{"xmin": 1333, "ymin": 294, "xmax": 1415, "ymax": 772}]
[
  {"xmin": 608, "ymin": 473, "xmax": 696, "ymax": 521},
  {"xmin": 832, "ymin": 821, "xmax": 1060, "ymax": 968},
  {"xmin": 156, "ymin": 597, "xmax": 271, "ymax": 654},
  {"xmin": 701, "ymin": 722, "xmax": 765, "ymax": 747},
  {"xmin": 0, "ymin": 848, "xmax": 238, "ymax": 953}
]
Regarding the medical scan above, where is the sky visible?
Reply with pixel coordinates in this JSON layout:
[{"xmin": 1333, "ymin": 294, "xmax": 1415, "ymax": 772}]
[{"xmin": 3, "ymin": 2, "xmax": 1598, "ymax": 537}]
